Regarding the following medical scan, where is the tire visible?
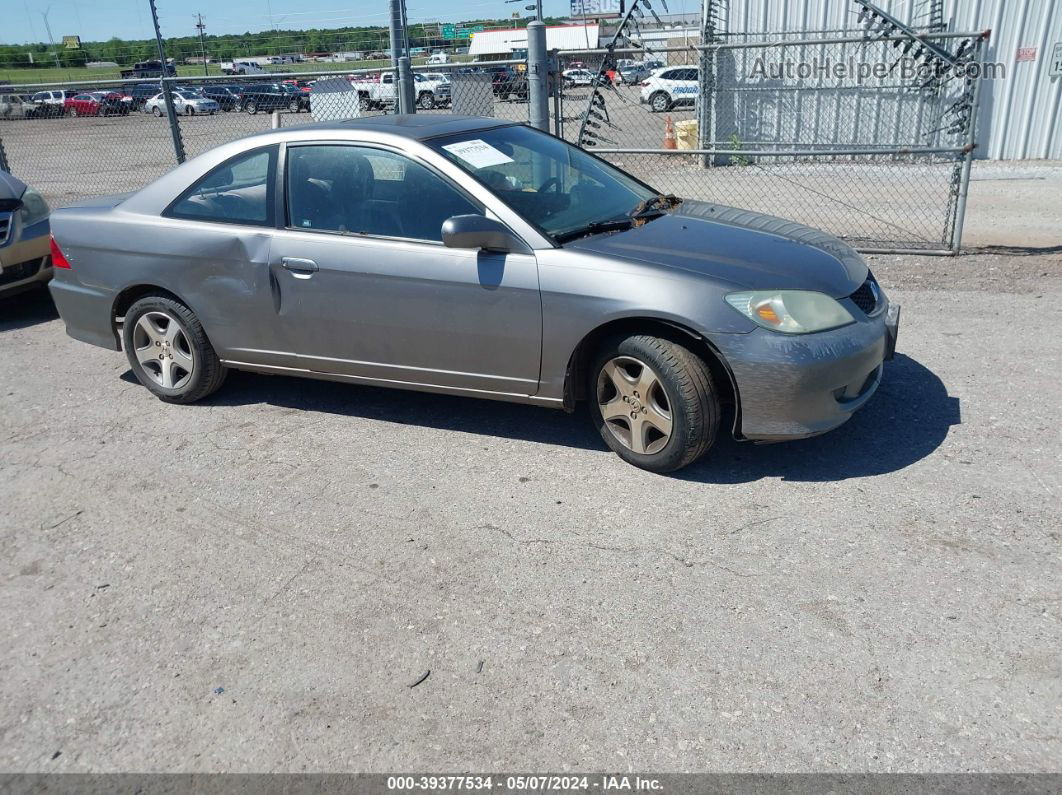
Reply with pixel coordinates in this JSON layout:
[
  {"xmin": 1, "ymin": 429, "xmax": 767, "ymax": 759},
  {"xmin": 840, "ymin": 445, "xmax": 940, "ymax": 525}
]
[
  {"xmin": 418, "ymin": 91, "xmax": 435, "ymax": 110},
  {"xmin": 650, "ymin": 92, "xmax": 671, "ymax": 113},
  {"xmin": 69, "ymin": 108, "xmax": 78, "ymax": 117},
  {"xmin": 588, "ymin": 334, "xmax": 718, "ymax": 473},
  {"xmin": 122, "ymin": 295, "xmax": 227, "ymax": 405},
  {"xmin": 185, "ymin": 106, "xmax": 194, "ymax": 116},
  {"xmin": 152, "ymin": 105, "xmax": 162, "ymax": 117},
  {"xmin": 245, "ymin": 100, "xmax": 258, "ymax": 114},
  {"xmin": 288, "ymin": 99, "xmax": 299, "ymax": 112},
  {"xmin": 358, "ymin": 94, "xmax": 370, "ymax": 111}
]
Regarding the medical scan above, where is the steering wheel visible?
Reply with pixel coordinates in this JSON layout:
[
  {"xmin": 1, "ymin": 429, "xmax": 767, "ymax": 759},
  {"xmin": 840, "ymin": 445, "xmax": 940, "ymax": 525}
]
[{"xmin": 538, "ymin": 176, "xmax": 561, "ymax": 194}]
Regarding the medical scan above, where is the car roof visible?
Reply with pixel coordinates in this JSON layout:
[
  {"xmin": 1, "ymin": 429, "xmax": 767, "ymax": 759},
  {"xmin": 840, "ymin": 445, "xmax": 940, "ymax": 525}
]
[{"xmin": 266, "ymin": 115, "xmax": 515, "ymax": 142}]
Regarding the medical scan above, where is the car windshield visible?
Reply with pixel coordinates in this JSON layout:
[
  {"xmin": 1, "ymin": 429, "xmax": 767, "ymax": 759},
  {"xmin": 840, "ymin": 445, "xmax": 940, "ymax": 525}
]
[
  {"xmin": 430, "ymin": 124, "xmax": 660, "ymax": 242},
  {"xmin": 176, "ymin": 91, "xmax": 199, "ymax": 99}
]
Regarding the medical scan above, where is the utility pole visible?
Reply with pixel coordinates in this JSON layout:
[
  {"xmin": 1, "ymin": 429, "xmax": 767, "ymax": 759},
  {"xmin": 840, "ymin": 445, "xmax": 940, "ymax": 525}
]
[
  {"xmin": 195, "ymin": 13, "xmax": 208, "ymax": 76},
  {"xmin": 148, "ymin": 0, "xmax": 186, "ymax": 164},
  {"xmin": 526, "ymin": 0, "xmax": 549, "ymax": 132}
]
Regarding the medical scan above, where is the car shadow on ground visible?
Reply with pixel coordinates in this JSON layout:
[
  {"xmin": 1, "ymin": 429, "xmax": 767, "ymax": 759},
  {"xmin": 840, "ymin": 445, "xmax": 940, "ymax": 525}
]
[
  {"xmin": 125, "ymin": 353, "xmax": 958, "ymax": 483},
  {"xmin": 0, "ymin": 287, "xmax": 59, "ymax": 332}
]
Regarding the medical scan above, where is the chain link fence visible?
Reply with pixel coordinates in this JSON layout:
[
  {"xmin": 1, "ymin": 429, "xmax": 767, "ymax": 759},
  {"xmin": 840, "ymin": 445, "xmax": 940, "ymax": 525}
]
[
  {"xmin": 0, "ymin": 64, "xmax": 530, "ymax": 206},
  {"xmin": 556, "ymin": 31, "xmax": 985, "ymax": 253},
  {"xmin": 0, "ymin": 31, "xmax": 984, "ymax": 253}
]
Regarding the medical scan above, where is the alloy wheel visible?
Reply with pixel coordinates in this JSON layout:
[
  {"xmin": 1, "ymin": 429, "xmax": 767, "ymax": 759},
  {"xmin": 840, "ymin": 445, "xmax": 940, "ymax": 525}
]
[
  {"xmin": 132, "ymin": 311, "xmax": 195, "ymax": 390},
  {"xmin": 596, "ymin": 355, "xmax": 673, "ymax": 455}
]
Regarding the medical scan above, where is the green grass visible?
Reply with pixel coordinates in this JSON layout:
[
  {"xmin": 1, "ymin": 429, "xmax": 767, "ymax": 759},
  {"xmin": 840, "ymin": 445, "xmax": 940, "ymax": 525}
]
[{"xmin": 0, "ymin": 56, "xmax": 474, "ymax": 88}]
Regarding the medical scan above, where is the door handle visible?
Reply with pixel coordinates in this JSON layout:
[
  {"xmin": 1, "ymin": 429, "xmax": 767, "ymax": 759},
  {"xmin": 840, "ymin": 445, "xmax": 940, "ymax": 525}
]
[{"xmin": 281, "ymin": 257, "xmax": 318, "ymax": 274}]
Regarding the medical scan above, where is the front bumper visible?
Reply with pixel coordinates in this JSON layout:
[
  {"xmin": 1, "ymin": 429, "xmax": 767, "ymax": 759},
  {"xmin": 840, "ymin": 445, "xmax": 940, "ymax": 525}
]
[{"xmin": 710, "ymin": 306, "xmax": 898, "ymax": 441}]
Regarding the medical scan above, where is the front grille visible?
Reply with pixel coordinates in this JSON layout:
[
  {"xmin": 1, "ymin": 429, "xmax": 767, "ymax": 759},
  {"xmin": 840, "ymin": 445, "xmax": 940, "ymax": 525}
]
[
  {"xmin": 849, "ymin": 279, "xmax": 878, "ymax": 315},
  {"xmin": 0, "ymin": 257, "xmax": 42, "ymax": 287},
  {"xmin": 0, "ymin": 212, "xmax": 11, "ymax": 246}
]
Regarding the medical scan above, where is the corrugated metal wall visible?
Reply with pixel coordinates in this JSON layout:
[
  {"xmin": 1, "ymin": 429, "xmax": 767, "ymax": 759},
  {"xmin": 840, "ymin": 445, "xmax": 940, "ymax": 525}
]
[{"xmin": 723, "ymin": 0, "xmax": 1062, "ymax": 160}]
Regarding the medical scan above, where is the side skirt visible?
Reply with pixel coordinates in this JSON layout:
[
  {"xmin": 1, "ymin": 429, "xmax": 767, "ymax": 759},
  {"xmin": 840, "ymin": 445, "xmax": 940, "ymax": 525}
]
[{"xmin": 220, "ymin": 359, "xmax": 566, "ymax": 409}]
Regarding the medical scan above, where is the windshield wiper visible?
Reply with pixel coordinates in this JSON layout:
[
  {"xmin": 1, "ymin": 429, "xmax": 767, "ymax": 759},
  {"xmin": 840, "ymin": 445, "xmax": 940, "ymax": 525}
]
[
  {"xmin": 554, "ymin": 218, "xmax": 634, "ymax": 243},
  {"xmin": 629, "ymin": 193, "xmax": 683, "ymax": 224}
]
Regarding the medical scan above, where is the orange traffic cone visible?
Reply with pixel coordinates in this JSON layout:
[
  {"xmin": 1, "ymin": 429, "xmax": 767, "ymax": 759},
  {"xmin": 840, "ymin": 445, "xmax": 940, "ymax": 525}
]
[{"xmin": 663, "ymin": 115, "xmax": 677, "ymax": 149}]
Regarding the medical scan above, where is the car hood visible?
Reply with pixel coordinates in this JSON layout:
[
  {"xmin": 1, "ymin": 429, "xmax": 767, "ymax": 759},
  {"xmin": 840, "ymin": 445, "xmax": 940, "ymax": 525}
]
[{"xmin": 564, "ymin": 200, "xmax": 868, "ymax": 298}]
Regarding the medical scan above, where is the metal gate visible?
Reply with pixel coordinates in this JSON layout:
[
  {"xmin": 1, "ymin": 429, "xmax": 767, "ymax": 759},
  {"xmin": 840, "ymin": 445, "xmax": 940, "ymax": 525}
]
[{"xmin": 555, "ymin": 26, "xmax": 988, "ymax": 254}]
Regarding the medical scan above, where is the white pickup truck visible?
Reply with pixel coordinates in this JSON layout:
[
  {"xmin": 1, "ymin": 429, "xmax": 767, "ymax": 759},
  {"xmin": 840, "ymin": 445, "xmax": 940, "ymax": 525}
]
[
  {"xmin": 349, "ymin": 72, "xmax": 451, "ymax": 110},
  {"xmin": 221, "ymin": 60, "xmax": 265, "ymax": 76}
]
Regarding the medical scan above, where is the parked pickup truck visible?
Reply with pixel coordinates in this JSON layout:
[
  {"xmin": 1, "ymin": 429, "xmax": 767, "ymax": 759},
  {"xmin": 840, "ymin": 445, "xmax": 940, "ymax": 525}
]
[
  {"xmin": 221, "ymin": 60, "xmax": 265, "ymax": 76},
  {"xmin": 349, "ymin": 72, "xmax": 451, "ymax": 111}
]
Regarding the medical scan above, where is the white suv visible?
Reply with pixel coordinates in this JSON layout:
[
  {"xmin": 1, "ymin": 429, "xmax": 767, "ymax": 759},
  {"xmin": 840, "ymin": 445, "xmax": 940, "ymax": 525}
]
[{"xmin": 639, "ymin": 66, "xmax": 699, "ymax": 113}]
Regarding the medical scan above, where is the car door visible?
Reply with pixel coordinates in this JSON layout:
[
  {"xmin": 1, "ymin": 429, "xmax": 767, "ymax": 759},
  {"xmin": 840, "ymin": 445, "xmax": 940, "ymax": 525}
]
[
  {"xmin": 161, "ymin": 143, "xmax": 298, "ymax": 369},
  {"xmin": 267, "ymin": 142, "xmax": 543, "ymax": 396}
]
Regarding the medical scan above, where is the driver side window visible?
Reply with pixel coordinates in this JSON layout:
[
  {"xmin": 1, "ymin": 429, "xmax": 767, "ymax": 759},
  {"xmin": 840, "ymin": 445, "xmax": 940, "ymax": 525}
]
[{"xmin": 285, "ymin": 144, "xmax": 481, "ymax": 242}]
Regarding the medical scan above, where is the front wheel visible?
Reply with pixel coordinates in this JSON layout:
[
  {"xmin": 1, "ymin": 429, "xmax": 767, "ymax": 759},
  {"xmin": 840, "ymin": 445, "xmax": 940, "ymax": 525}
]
[
  {"xmin": 418, "ymin": 91, "xmax": 435, "ymax": 110},
  {"xmin": 69, "ymin": 108, "xmax": 79, "ymax": 117},
  {"xmin": 122, "ymin": 296, "xmax": 227, "ymax": 404},
  {"xmin": 288, "ymin": 99, "xmax": 300, "ymax": 112},
  {"xmin": 185, "ymin": 106, "xmax": 194, "ymax": 115},
  {"xmin": 152, "ymin": 105, "xmax": 162, "ymax": 117},
  {"xmin": 650, "ymin": 92, "xmax": 671, "ymax": 113},
  {"xmin": 244, "ymin": 100, "xmax": 258, "ymax": 114},
  {"xmin": 589, "ymin": 334, "xmax": 718, "ymax": 473}
]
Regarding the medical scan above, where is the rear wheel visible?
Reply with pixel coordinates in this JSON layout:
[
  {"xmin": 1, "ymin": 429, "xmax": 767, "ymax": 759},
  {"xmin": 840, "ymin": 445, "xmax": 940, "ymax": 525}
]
[
  {"xmin": 589, "ymin": 334, "xmax": 718, "ymax": 473},
  {"xmin": 185, "ymin": 106, "xmax": 194, "ymax": 115},
  {"xmin": 359, "ymin": 94, "xmax": 370, "ymax": 111},
  {"xmin": 288, "ymin": 99, "xmax": 300, "ymax": 112},
  {"xmin": 152, "ymin": 105, "xmax": 162, "ymax": 117},
  {"xmin": 122, "ymin": 296, "xmax": 227, "ymax": 404},
  {"xmin": 69, "ymin": 108, "xmax": 79, "ymax": 117},
  {"xmin": 245, "ymin": 99, "xmax": 258, "ymax": 114},
  {"xmin": 418, "ymin": 91, "xmax": 435, "ymax": 110}
]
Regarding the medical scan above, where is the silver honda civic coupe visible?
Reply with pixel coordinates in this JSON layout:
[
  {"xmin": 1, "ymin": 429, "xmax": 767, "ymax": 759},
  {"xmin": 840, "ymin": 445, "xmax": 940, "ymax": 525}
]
[{"xmin": 49, "ymin": 115, "xmax": 899, "ymax": 473}]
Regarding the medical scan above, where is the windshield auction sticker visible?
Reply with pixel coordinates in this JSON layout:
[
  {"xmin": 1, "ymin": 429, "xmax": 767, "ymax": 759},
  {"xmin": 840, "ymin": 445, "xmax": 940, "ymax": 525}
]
[{"xmin": 441, "ymin": 139, "xmax": 514, "ymax": 169}]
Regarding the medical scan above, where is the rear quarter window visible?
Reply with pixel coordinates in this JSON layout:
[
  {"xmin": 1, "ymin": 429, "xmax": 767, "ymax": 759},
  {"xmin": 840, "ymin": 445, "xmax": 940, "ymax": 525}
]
[{"xmin": 164, "ymin": 145, "xmax": 278, "ymax": 227}]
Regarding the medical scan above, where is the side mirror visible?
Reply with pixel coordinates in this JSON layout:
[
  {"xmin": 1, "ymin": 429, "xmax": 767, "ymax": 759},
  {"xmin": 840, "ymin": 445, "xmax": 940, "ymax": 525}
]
[{"xmin": 441, "ymin": 215, "xmax": 527, "ymax": 254}]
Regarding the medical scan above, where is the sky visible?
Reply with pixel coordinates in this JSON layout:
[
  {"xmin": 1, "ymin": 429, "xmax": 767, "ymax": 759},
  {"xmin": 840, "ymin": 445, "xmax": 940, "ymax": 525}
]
[{"xmin": 6, "ymin": 0, "xmax": 598, "ymax": 44}]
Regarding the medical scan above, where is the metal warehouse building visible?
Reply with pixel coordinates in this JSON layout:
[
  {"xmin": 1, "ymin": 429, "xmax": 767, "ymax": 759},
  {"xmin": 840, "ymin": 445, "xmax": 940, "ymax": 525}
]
[
  {"xmin": 468, "ymin": 24, "xmax": 600, "ymax": 59},
  {"xmin": 721, "ymin": 0, "xmax": 1061, "ymax": 160}
]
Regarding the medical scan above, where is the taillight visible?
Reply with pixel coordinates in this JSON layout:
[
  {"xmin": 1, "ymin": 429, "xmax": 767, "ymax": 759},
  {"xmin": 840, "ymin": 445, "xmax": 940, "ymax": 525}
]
[{"xmin": 50, "ymin": 236, "xmax": 71, "ymax": 269}]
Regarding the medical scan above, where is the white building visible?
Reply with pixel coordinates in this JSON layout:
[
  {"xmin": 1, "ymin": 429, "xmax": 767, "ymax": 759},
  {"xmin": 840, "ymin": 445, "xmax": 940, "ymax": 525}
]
[{"xmin": 467, "ymin": 24, "xmax": 600, "ymax": 59}]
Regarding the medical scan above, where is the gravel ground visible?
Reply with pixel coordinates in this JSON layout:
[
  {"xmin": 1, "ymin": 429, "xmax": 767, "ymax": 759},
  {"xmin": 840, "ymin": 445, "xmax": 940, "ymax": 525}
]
[{"xmin": 1, "ymin": 245, "xmax": 1060, "ymax": 772}]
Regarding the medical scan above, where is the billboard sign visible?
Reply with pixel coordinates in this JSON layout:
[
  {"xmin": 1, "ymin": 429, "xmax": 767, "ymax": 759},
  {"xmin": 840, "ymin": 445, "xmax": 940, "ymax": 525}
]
[
  {"xmin": 571, "ymin": 0, "xmax": 622, "ymax": 17},
  {"xmin": 62, "ymin": 35, "xmax": 81, "ymax": 49}
]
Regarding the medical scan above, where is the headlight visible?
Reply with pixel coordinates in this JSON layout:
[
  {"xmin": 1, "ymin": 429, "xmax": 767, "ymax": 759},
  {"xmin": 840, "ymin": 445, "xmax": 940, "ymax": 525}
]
[
  {"xmin": 725, "ymin": 290, "xmax": 855, "ymax": 334},
  {"xmin": 19, "ymin": 188, "xmax": 50, "ymax": 228}
]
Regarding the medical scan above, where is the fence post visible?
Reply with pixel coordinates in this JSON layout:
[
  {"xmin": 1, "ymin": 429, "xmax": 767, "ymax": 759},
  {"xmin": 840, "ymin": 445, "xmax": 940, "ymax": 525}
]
[
  {"xmin": 389, "ymin": 0, "xmax": 414, "ymax": 114},
  {"xmin": 527, "ymin": 9, "xmax": 549, "ymax": 133},
  {"xmin": 148, "ymin": 0, "xmax": 186, "ymax": 164},
  {"xmin": 950, "ymin": 34, "xmax": 988, "ymax": 254},
  {"xmin": 550, "ymin": 51, "xmax": 562, "ymax": 137}
]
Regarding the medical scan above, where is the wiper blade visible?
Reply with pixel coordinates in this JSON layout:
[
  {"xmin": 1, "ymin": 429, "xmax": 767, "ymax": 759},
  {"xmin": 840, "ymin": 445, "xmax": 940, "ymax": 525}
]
[
  {"xmin": 629, "ymin": 193, "xmax": 683, "ymax": 220},
  {"xmin": 554, "ymin": 218, "xmax": 634, "ymax": 243}
]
